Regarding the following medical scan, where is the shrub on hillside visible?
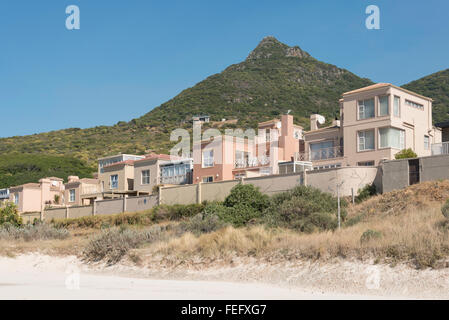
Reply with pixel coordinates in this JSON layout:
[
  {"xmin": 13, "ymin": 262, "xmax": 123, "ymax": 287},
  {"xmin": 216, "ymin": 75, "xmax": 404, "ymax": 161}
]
[
  {"xmin": 179, "ymin": 213, "xmax": 228, "ymax": 236},
  {"xmin": 0, "ymin": 202, "xmax": 22, "ymax": 226},
  {"xmin": 204, "ymin": 184, "xmax": 271, "ymax": 227},
  {"xmin": 264, "ymin": 185, "xmax": 345, "ymax": 232},
  {"xmin": 360, "ymin": 229, "xmax": 382, "ymax": 243},
  {"xmin": 152, "ymin": 203, "xmax": 205, "ymax": 221},
  {"xmin": 0, "ymin": 222, "xmax": 69, "ymax": 241},
  {"xmin": 442, "ymin": 199, "xmax": 449, "ymax": 220},
  {"xmin": 83, "ymin": 225, "xmax": 166, "ymax": 264},
  {"xmin": 355, "ymin": 184, "xmax": 377, "ymax": 203},
  {"xmin": 395, "ymin": 148, "xmax": 417, "ymax": 160}
]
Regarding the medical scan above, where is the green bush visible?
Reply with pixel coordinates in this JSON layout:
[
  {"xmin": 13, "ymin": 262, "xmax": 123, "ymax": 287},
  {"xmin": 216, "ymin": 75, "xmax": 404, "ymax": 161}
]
[
  {"xmin": 442, "ymin": 199, "xmax": 449, "ymax": 220},
  {"xmin": 0, "ymin": 202, "xmax": 22, "ymax": 226},
  {"xmin": 355, "ymin": 184, "xmax": 377, "ymax": 203},
  {"xmin": 395, "ymin": 148, "xmax": 417, "ymax": 160},
  {"xmin": 360, "ymin": 229, "xmax": 382, "ymax": 243},
  {"xmin": 264, "ymin": 185, "xmax": 345, "ymax": 232},
  {"xmin": 179, "ymin": 213, "xmax": 228, "ymax": 236},
  {"xmin": 208, "ymin": 184, "xmax": 271, "ymax": 227},
  {"xmin": 223, "ymin": 184, "xmax": 270, "ymax": 212}
]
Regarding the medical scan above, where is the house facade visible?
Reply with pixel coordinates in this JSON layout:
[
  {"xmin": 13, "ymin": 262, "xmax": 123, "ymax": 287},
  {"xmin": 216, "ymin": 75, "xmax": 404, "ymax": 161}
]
[
  {"xmin": 300, "ymin": 83, "xmax": 442, "ymax": 169},
  {"xmin": 9, "ymin": 177, "xmax": 65, "ymax": 213},
  {"xmin": 133, "ymin": 154, "xmax": 192, "ymax": 194},
  {"xmin": 193, "ymin": 114, "xmax": 303, "ymax": 183},
  {"xmin": 98, "ymin": 160, "xmax": 136, "ymax": 197},
  {"xmin": 64, "ymin": 176, "xmax": 101, "ymax": 206}
]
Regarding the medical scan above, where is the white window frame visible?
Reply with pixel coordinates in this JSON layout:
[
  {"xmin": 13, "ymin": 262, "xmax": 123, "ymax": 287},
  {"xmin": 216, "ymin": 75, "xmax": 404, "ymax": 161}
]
[
  {"xmin": 378, "ymin": 127, "xmax": 405, "ymax": 150},
  {"xmin": 424, "ymin": 135, "xmax": 430, "ymax": 150},
  {"xmin": 358, "ymin": 130, "xmax": 375, "ymax": 152},
  {"xmin": 202, "ymin": 150, "xmax": 214, "ymax": 168},
  {"xmin": 393, "ymin": 96, "xmax": 401, "ymax": 117},
  {"xmin": 110, "ymin": 174, "xmax": 118, "ymax": 189},
  {"xmin": 378, "ymin": 95, "xmax": 389, "ymax": 116},
  {"xmin": 141, "ymin": 170, "xmax": 150, "ymax": 185},
  {"xmin": 358, "ymin": 98, "xmax": 375, "ymax": 120},
  {"xmin": 69, "ymin": 189, "xmax": 76, "ymax": 203}
]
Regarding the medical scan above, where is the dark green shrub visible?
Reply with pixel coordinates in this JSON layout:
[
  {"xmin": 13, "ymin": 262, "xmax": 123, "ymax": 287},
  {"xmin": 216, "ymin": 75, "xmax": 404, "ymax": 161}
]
[
  {"xmin": 264, "ymin": 185, "xmax": 345, "ymax": 232},
  {"xmin": 395, "ymin": 148, "xmax": 417, "ymax": 160},
  {"xmin": 223, "ymin": 184, "xmax": 270, "ymax": 212},
  {"xmin": 360, "ymin": 229, "xmax": 382, "ymax": 243},
  {"xmin": 355, "ymin": 184, "xmax": 377, "ymax": 203},
  {"xmin": 442, "ymin": 199, "xmax": 449, "ymax": 220},
  {"xmin": 209, "ymin": 184, "xmax": 271, "ymax": 227},
  {"xmin": 0, "ymin": 202, "xmax": 22, "ymax": 226}
]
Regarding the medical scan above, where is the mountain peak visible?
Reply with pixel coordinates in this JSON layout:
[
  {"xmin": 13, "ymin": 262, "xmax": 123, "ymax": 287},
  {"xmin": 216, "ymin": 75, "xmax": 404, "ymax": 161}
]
[{"xmin": 246, "ymin": 36, "xmax": 311, "ymax": 61}]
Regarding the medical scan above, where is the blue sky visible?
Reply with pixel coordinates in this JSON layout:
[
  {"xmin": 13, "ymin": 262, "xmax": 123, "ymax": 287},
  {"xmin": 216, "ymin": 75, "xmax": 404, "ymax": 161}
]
[{"xmin": 1, "ymin": 0, "xmax": 448, "ymax": 138}]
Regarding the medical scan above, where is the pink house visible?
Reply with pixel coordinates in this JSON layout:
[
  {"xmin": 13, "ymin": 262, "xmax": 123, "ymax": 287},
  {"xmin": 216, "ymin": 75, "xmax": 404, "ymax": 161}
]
[
  {"xmin": 9, "ymin": 177, "xmax": 65, "ymax": 213},
  {"xmin": 193, "ymin": 114, "xmax": 303, "ymax": 183}
]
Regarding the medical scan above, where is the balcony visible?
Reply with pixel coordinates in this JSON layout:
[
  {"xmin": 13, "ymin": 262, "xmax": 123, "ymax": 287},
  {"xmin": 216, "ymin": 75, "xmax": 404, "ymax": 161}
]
[
  {"xmin": 295, "ymin": 146, "xmax": 344, "ymax": 162},
  {"xmin": 431, "ymin": 142, "xmax": 449, "ymax": 156},
  {"xmin": 161, "ymin": 175, "xmax": 190, "ymax": 185},
  {"xmin": 234, "ymin": 156, "xmax": 270, "ymax": 169}
]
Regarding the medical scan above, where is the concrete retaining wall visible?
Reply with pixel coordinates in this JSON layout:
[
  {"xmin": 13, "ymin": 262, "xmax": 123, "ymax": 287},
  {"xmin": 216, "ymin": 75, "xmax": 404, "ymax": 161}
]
[
  {"xmin": 306, "ymin": 167, "xmax": 379, "ymax": 196},
  {"xmin": 95, "ymin": 198, "xmax": 124, "ymax": 216},
  {"xmin": 382, "ymin": 154, "xmax": 449, "ymax": 193}
]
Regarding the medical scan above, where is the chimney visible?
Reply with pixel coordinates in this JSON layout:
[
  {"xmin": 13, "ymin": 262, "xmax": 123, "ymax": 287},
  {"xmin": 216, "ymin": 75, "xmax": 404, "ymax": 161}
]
[
  {"xmin": 281, "ymin": 114, "xmax": 293, "ymax": 137},
  {"xmin": 68, "ymin": 176, "xmax": 80, "ymax": 183},
  {"xmin": 310, "ymin": 114, "xmax": 325, "ymax": 131}
]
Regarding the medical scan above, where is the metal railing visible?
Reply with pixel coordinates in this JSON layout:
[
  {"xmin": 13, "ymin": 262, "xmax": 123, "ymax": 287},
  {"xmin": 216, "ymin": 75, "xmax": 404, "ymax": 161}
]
[
  {"xmin": 295, "ymin": 146, "xmax": 344, "ymax": 162},
  {"xmin": 234, "ymin": 156, "xmax": 270, "ymax": 168},
  {"xmin": 431, "ymin": 142, "xmax": 449, "ymax": 156}
]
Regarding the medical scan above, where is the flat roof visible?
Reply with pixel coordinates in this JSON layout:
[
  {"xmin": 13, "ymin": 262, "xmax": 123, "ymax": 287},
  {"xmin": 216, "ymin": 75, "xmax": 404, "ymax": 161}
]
[{"xmin": 343, "ymin": 83, "xmax": 433, "ymax": 102}]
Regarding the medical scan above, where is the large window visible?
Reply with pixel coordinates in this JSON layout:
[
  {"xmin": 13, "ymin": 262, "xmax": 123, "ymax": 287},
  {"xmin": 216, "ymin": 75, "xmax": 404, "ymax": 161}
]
[
  {"xmin": 358, "ymin": 98, "xmax": 375, "ymax": 120},
  {"xmin": 14, "ymin": 193, "xmax": 19, "ymax": 205},
  {"xmin": 424, "ymin": 135, "xmax": 430, "ymax": 150},
  {"xmin": 379, "ymin": 128, "xmax": 405, "ymax": 149},
  {"xmin": 69, "ymin": 189, "xmax": 76, "ymax": 202},
  {"xmin": 141, "ymin": 170, "xmax": 150, "ymax": 185},
  {"xmin": 202, "ymin": 150, "xmax": 214, "ymax": 168},
  {"xmin": 393, "ymin": 96, "xmax": 400, "ymax": 117},
  {"xmin": 110, "ymin": 175, "xmax": 118, "ymax": 189},
  {"xmin": 379, "ymin": 96, "xmax": 389, "ymax": 116},
  {"xmin": 358, "ymin": 130, "xmax": 375, "ymax": 151},
  {"xmin": 310, "ymin": 141, "xmax": 334, "ymax": 160}
]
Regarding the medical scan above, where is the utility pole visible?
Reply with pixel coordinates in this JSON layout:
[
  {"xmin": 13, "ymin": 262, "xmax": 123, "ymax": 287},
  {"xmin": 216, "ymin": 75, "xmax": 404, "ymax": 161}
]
[{"xmin": 337, "ymin": 184, "xmax": 341, "ymax": 230}]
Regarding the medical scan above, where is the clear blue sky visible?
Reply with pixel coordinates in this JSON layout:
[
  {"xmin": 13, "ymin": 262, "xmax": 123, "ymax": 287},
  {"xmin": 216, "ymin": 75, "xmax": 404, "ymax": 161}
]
[{"xmin": 1, "ymin": 0, "xmax": 448, "ymax": 138}]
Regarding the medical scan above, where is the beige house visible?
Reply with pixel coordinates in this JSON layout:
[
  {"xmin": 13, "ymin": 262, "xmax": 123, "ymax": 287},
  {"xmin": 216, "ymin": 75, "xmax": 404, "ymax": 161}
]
[
  {"xmin": 98, "ymin": 160, "xmax": 136, "ymax": 197},
  {"xmin": 9, "ymin": 177, "xmax": 65, "ymax": 213},
  {"xmin": 64, "ymin": 176, "xmax": 101, "ymax": 206},
  {"xmin": 300, "ymin": 83, "xmax": 442, "ymax": 169},
  {"xmin": 134, "ymin": 154, "xmax": 193, "ymax": 194}
]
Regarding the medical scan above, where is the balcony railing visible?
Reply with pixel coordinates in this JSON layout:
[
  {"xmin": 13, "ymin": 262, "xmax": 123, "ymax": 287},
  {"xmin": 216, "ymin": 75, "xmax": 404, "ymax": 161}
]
[
  {"xmin": 295, "ymin": 146, "xmax": 344, "ymax": 162},
  {"xmin": 161, "ymin": 174, "xmax": 191, "ymax": 185},
  {"xmin": 234, "ymin": 156, "xmax": 270, "ymax": 169},
  {"xmin": 431, "ymin": 142, "xmax": 449, "ymax": 156}
]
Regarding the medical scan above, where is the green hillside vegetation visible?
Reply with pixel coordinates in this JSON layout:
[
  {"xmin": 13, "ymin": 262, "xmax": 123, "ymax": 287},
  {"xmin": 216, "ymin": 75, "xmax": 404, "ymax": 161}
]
[
  {"xmin": 0, "ymin": 154, "xmax": 95, "ymax": 189},
  {"xmin": 402, "ymin": 68, "xmax": 449, "ymax": 123}
]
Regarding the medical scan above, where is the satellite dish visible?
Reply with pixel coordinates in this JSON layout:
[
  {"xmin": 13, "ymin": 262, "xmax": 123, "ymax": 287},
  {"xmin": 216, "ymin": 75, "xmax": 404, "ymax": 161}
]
[
  {"xmin": 276, "ymin": 122, "xmax": 282, "ymax": 129},
  {"xmin": 317, "ymin": 115, "xmax": 326, "ymax": 125}
]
